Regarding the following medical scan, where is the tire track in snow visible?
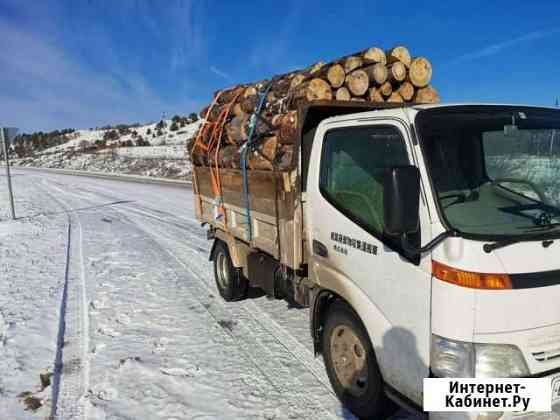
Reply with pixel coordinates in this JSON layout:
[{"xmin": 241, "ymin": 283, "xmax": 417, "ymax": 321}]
[{"xmin": 38, "ymin": 180, "xmax": 91, "ymax": 419}]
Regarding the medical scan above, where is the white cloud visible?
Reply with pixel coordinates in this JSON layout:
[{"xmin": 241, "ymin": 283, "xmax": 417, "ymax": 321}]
[
  {"xmin": 209, "ymin": 66, "xmax": 231, "ymax": 80},
  {"xmin": 450, "ymin": 28, "xmax": 560, "ymax": 64}
]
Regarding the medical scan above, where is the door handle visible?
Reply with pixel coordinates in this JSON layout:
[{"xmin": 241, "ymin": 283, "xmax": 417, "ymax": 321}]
[{"xmin": 312, "ymin": 239, "xmax": 328, "ymax": 258}]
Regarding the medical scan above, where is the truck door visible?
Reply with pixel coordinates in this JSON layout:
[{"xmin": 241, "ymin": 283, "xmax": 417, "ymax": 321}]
[{"xmin": 306, "ymin": 118, "xmax": 432, "ymax": 404}]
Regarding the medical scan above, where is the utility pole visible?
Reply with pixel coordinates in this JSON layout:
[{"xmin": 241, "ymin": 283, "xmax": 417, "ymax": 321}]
[{"xmin": 1, "ymin": 127, "xmax": 17, "ymax": 220}]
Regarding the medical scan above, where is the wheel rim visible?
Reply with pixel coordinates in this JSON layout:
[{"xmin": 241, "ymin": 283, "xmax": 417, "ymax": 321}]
[
  {"xmin": 330, "ymin": 324, "xmax": 369, "ymax": 397},
  {"xmin": 216, "ymin": 252, "xmax": 230, "ymax": 289}
]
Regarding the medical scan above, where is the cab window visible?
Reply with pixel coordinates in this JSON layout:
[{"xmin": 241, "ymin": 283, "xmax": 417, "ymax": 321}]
[{"xmin": 320, "ymin": 125, "xmax": 409, "ymax": 235}]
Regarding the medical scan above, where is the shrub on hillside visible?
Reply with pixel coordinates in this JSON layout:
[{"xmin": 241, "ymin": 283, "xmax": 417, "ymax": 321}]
[
  {"xmin": 170, "ymin": 121, "xmax": 179, "ymax": 131},
  {"xmin": 103, "ymin": 129, "xmax": 120, "ymax": 141}
]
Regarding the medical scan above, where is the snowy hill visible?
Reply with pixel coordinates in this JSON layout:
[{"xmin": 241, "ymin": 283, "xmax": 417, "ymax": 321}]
[{"xmin": 12, "ymin": 117, "xmax": 202, "ymax": 180}]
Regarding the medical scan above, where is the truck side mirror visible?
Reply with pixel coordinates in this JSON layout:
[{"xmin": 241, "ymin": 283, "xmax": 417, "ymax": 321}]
[{"xmin": 383, "ymin": 166, "xmax": 420, "ymax": 237}]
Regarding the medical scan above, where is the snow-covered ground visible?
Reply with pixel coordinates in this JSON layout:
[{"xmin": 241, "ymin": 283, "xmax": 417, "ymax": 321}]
[
  {"xmin": 0, "ymin": 169, "xmax": 417, "ymax": 420},
  {"xmin": 12, "ymin": 120, "xmax": 202, "ymax": 180}
]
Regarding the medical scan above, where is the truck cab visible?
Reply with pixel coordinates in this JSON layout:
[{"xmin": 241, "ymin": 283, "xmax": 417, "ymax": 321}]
[{"xmin": 306, "ymin": 104, "xmax": 560, "ymax": 419}]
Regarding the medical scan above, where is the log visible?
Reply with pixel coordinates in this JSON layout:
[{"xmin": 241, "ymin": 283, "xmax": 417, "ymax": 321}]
[
  {"xmin": 344, "ymin": 56, "xmax": 363, "ymax": 73},
  {"xmin": 225, "ymin": 114, "xmax": 249, "ymax": 144},
  {"xmin": 364, "ymin": 63, "xmax": 388, "ymax": 85},
  {"xmin": 345, "ymin": 70, "xmax": 369, "ymax": 96},
  {"xmin": 279, "ymin": 111, "xmax": 298, "ymax": 143},
  {"xmin": 258, "ymin": 136, "xmax": 278, "ymax": 161},
  {"xmin": 409, "ymin": 57, "xmax": 432, "ymax": 88},
  {"xmin": 387, "ymin": 92, "xmax": 404, "ymax": 103},
  {"xmin": 379, "ymin": 81, "xmax": 393, "ymax": 97},
  {"xmin": 327, "ymin": 64, "xmax": 346, "ymax": 88},
  {"xmin": 293, "ymin": 78, "xmax": 333, "ymax": 102},
  {"xmin": 388, "ymin": 62, "xmax": 407, "ymax": 83},
  {"xmin": 335, "ymin": 87, "xmax": 351, "ymax": 101},
  {"xmin": 240, "ymin": 94, "xmax": 258, "ymax": 114},
  {"xmin": 219, "ymin": 144, "xmax": 240, "ymax": 168},
  {"xmin": 276, "ymin": 144, "xmax": 294, "ymax": 170},
  {"xmin": 363, "ymin": 47, "xmax": 387, "ymax": 65},
  {"xmin": 351, "ymin": 97, "xmax": 366, "ymax": 102},
  {"xmin": 368, "ymin": 87, "xmax": 385, "ymax": 103},
  {"xmin": 244, "ymin": 86, "xmax": 258, "ymax": 97},
  {"xmin": 387, "ymin": 46, "xmax": 411, "ymax": 67},
  {"xmin": 397, "ymin": 81, "xmax": 415, "ymax": 101},
  {"xmin": 414, "ymin": 86, "xmax": 440, "ymax": 104},
  {"xmin": 290, "ymin": 74, "xmax": 306, "ymax": 90},
  {"xmin": 232, "ymin": 103, "xmax": 245, "ymax": 118}
]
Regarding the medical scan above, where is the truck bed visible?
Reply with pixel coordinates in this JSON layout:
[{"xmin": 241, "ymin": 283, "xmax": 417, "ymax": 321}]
[{"xmin": 192, "ymin": 166, "xmax": 304, "ymax": 269}]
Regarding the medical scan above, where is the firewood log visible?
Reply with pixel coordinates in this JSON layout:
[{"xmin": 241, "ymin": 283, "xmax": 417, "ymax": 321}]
[
  {"xmin": 387, "ymin": 92, "xmax": 404, "ymax": 103},
  {"xmin": 408, "ymin": 57, "xmax": 432, "ymax": 88},
  {"xmin": 380, "ymin": 81, "xmax": 393, "ymax": 97},
  {"xmin": 368, "ymin": 87, "xmax": 385, "ymax": 103},
  {"xmin": 414, "ymin": 86, "xmax": 440, "ymax": 103},
  {"xmin": 327, "ymin": 64, "xmax": 346, "ymax": 88},
  {"xmin": 335, "ymin": 87, "xmax": 351, "ymax": 101},
  {"xmin": 240, "ymin": 95, "xmax": 258, "ymax": 114},
  {"xmin": 387, "ymin": 46, "xmax": 411, "ymax": 68},
  {"xmin": 279, "ymin": 111, "xmax": 298, "ymax": 143},
  {"xmin": 290, "ymin": 74, "xmax": 306, "ymax": 90},
  {"xmin": 388, "ymin": 62, "xmax": 407, "ymax": 83},
  {"xmin": 276, "ymin": 144, "xmax": 294, "ymax": 170},
  {"xmin": 293, "ymin": 78, "xmax": 333, "ymax": 102},
  {"xmin": 345, "ymin": 70, "xmax": 369, "ymax": 96},
  {"xmin": 397, "ymin": 81, "xmax": 415, "ymax": 101},
  {"xmin": 344, "ymin": 56, "xmax": 363, "ymax": 73},
  {"xmin": 363, "ymin": 47, "xmax": 387, "ymax": 65},
  {"xmin": 364, "ymin": 63, "xmax": 388, "ymax": 85}
]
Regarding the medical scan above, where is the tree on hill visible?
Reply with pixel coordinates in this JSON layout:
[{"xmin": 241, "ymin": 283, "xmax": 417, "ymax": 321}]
[{"xmin": 170, "ymin": 121, "xmax": 179, "ymax": 131}]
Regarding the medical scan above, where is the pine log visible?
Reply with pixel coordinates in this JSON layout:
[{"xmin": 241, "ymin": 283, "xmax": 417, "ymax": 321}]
[
  {"xmin": 344, "ymin": 56, "xmax": 363, "ymax": 73},
  {"xmin": 279, "ymin": 111, "xmax": 298, "ymax": 143},
  {"xmin": 351, "ymin": 97, "xmax": 366, "ymax": 102},
  {"xmin": 276, "ymin": 144, "xmax": 294, "ymax": 170},
  {"xmin": 249, "ymin": 136, "xmax": 277, "ymax": 170},
  {"xmin": 387, "ymin": 46, "xmax": 412, "ymax": 67},
  {"xmin": 293, "ymin": 78, "xmax": 333, "ymax": 102},
  {"xmin": 363, "ymin": 47, "xmax": 387, "ymax": 65},
  {"xmin": 335, "ymin": 87, "xmax": 351, "ymax": 101},
  {"xmin": 387, "ymin": 92, "xmax": 404, "ymax": 103},
  {"xmin": 345, "ymin": 70, "xmax": 369, "ymax": 96},
  {"xmin": 219, "ymin": 144, "xmax": 240, "ymax": 168},
  {"xmin": 240, "ymin": 94, "xmax": 258, "ymax": 114},
  {"xmin": 397, "ymin": 81, "xmax": 415, "ymax": 101},
  {"xmin": 327, "ymin": 64, "xmax": 346, "ymax": 88},
  {"xmin": 388, "ymin": 62, "xmax": 407, "ymax": 83},
  {"xmin": 226, "ymin": 114, "xmax": 249, "ymax": 144},
  {"xmin": 308, "ymin": 61, "xmax": 326, "ymax": 75},
  {"xmin": 244, "ymin": 86, "xmax": 258, "ymax": 97},
  {"xmin": 271, "ymin": 114, "xmax": 284, "ymax": 128},
  {"xmin": 232, "ymin": 103, "xmax": 245, "ymax": 118},
  {"xmin": 290, "ymin": 74, "xmax": 306, "ymax": 90},
  {"xmin": 414, "ymin": 86, "xmax": 440, "ymax": 104},
  {"xmin": 409, "ymin": 57, "xmax": 432, "ymax": 88},
  {"xmin": 380, "ymin": 81, "xmax": 393, "ymax": 97},
  {"xmin": 249, "ymin": 153, "xmax": 273, "ymax": 170},
  {"xmin": 364, "ymin": 63, "xmax": 388, "ymax": 85},
  {"xmin": 368, "ymin": 87, "xmax": 385, "ymax": 103}
]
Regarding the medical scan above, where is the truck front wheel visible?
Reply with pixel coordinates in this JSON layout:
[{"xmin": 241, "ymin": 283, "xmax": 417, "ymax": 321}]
[
  {"xmin": 322, "ymin": 301, "xmax": 387, "ymax": 419},
  {"xmin": 213, "ymin": 241, "xmax": 248, "ymax": 301}
]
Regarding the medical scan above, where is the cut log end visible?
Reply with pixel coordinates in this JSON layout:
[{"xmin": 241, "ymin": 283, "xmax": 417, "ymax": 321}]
[
  {"xmin": 414, "ymin": 86, "xmax": 440, "ymax": 104},
  {"xmin": 344, "ymin": 56, "xmax": 363, "ymax": 74},
  {"xmin": 345, "ymin": 70, "xmax": 369, "ymax": 97},
  {"xmin": 397, "ymin": 81, "xmax": 415, "ymax": 101},
  {"xmin": 380, "ymin": 81, "xmax": 393, "ymax": 97},
  {"xmin": 387, "ymin": 92, "xmax": 404, "ymax": 103},
  {"xmin": 388, "ymin": 62, "xmax": 407, "ymax": 83},
  {"xmin": 363, "ymin": 47, "xmax": 387, "ymax": 65},
  {"xmin": 409, "ymin": 57, "xmax": 433, "ymax": 88},
  {"xmin": 335, "ymin": 87, "xmax": 351, "ymax": 101},
  {"xmin": 364, "ymin": 63, "xmax": 388, "ymax": 85},
  {"xmin": 387, "ymin": 46, "xmax": 412, "ymax": 68},
  {"xmin": 327, "ymin": 64, "xmax": 346, "ymax": 88}
]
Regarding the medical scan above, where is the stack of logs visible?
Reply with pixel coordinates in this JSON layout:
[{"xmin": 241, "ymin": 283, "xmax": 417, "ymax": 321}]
[{"xmin": 191, "ymin": 45, "xmax": 439, "ymax": 171}]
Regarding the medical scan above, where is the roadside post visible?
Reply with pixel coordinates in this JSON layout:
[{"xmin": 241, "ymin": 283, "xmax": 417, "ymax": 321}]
[{"xmin": 1, "ymin": 127, "xmax": 18, "ymax": 220}]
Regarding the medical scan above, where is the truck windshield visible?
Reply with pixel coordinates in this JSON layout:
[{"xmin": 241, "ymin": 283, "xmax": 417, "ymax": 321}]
[{"xmin": 416, "ymin": 106, "xmax": 560, "ymax": 238}]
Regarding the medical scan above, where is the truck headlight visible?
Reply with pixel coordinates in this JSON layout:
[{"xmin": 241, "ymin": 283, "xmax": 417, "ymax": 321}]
[
  {"xmin": 475, "ymin": 343, "xmax": 529, "ymax": 378},
  {"xmin": 431, "ymin": 335, "xmax": 529, "ymax": 378}
]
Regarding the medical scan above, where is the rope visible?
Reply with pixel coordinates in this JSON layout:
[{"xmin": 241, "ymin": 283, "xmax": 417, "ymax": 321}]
[{"xmin": 241, "ymin": 82, "xmax": 273, "ymax": 241}]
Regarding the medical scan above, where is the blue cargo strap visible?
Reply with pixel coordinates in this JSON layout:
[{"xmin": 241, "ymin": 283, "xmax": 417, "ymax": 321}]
[{"xmin": 241, "ymin": 82, "xmax": 273, "ymax": 241}]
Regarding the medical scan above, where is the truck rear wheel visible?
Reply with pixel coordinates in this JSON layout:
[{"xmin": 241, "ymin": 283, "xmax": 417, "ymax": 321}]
[
  {"xmin": 213, "ymin": 241, "xmax": 248, "ymax": 301},
  {"xmin": 322, "ymin": 301, "xmax": 387, "ymax": 419}
]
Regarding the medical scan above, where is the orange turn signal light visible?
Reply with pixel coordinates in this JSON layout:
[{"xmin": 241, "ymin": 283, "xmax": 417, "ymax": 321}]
[{"xmin": 432, "ymin": 261, "xmax": 512, "ymax": 290}]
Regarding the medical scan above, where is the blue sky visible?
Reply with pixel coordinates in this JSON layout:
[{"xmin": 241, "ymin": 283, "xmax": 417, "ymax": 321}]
[{"xmin": 1, "ymin": 0, "xmax": 559, "ymax": 133}]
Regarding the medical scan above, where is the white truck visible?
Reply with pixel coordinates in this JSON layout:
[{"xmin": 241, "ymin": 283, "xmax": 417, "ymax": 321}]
[{"xmin": 192, "ymin": 103, "xmax": 560, "ymax": 419}]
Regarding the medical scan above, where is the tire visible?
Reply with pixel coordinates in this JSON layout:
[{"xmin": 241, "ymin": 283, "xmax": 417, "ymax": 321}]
[
  {"xmin": 213, "ymin": 241, "xmax": 248, "ymax": 301},
  {"xmin": 322, "ymin": 300, "xmax": 392, "ymax": 419}
]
